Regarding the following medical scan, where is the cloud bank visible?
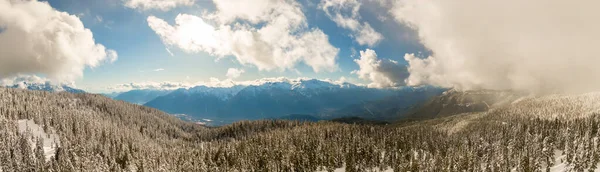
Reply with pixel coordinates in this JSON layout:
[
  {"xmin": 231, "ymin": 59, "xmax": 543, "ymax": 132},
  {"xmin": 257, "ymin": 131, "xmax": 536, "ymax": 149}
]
[
  {"xmin": 319, "ymin": 0, "xmax": 383, "ymax": 47},
  {"xmin": 226, "ymin": 68, "xmax": 244, "ymax": 79},
  {"xmin": 353, "ymin": 49, "xmax": 408, "ymax": 88},
  {"xmin": 0, "ymin": 0, "xmax": 117, "ymax": 82},
  {"xmin": 0, "ymin": 75, "xmax": 60, "ymax": 87},
  {"xmin": 109, "ymin": 77, "xmax": 359, "ymax": 91},
  {"xmin": 393, "ymin": 0, "xmax": 600, "ymax": 94},
  {"xmin": 124, "ymin": 0, "xmax": 194, "ymax": 11},
  {"xmin": 147, "ymin": 0, "xmax": 339, "ymax": 73},
  {"xmin": 109, "ymin": 81, "xmax": 193, "ymax": 91}
]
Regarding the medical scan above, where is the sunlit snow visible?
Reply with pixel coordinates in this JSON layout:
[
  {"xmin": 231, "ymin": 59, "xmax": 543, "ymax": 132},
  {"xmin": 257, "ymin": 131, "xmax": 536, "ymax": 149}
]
[{"xmin": 17, "ymin": 119, "xmax": 60, "ymax": 162}]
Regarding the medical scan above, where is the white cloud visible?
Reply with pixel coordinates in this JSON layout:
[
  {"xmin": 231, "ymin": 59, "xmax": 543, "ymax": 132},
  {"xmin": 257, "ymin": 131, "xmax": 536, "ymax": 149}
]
[
  {"xmin": 147, "ymin": 15, "xmax": 218, "ymax": 54},
  {"xmin": 106, "ymin": 50, "xmax": 118, "ymax": 63},
  {"xmin": 392, "ymin": 0, "xmax": 600, "ymax": 94},
  {"xmin": 147, "ymin": 0, "xmax": 339, "ymax": 73},
  {"xmin": 109, "ymin": 77, "xmax": 363, "ymax": 91},
  {"xmin": 320, "ymin": 0, "xmax": 383, "ymax": 47},
  {"xmin": 124, "ymin": 0, "xmax": 194, "ymax": 11},
  {"xmin": 108, "ymin": 79, "xmax": 235, "ymax": 91},
  {"xmin": 322, "ymin": 76, "xmax": 362, "ymax": 86},
  {"xmin": 153, "ymin": 68, "xmax": 165, "ymax": 72},
  {"xmin": 352, "ymin": 49, "xmax": 408, "ymax": 88},
  {"xmin": 109, "ymin": 81, "xmax": 193, "ymax": 91},
  {"xmin": 1, "ymin": 75, "xmax": 47, "ymax": 86},
  {"xmin": 225, "ymin": 68, "xmax": 244, "ymax": 79},
  {"xmin": 208, "ymin": 77, "xmax": 363, "ymax": 88},
  {"xmin": 0, "ymin": 0, "xmax": 117, "ymax": 82}
]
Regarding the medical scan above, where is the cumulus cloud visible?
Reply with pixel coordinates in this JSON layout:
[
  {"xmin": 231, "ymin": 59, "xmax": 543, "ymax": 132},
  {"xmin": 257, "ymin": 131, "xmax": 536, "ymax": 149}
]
[
  {"xmin": 320, "ymin": 0, "xmax": 383, "ymax": 47},
  {"xmin": 322, "ymin": 76, "xmax": 364, "ymax": 87},
  {"xmin": 0, "ymin": 0, "xmax": 117, "ymax": 82},
  {"xmin": 352, "ymin": 49, "xmax": 408, "ymax": 88},
  {"xmin": 1, "ymin": 74, "xmax": 47, "ymax": 85},
  {"xmin": 392, "ymin": 0, "xmax": 600, "ymax": 94},
  {"xmin": 226, "ymin": 68, "xmax": 244, "ymax": 79},
  {"xmin": 124, "ymin": 0, "xmax": 194, "ymax": 11},
  {"xmin": 147, "ymin": 0, "xmax": 339, "ymax": 72}
]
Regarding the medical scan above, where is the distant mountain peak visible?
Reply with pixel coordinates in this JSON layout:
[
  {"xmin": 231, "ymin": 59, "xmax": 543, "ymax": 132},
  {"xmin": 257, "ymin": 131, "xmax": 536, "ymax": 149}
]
[
  {"xmin": 1, "ymin": 76, "xmax": 85, "ymax": 93},
  {"xmin": 184, "ymin": 85, "xmax": 246, "ymax": 101},
  {"xmin": 291, "ymin": 79, "xmax": 336, "ymax": 90},
  {"xmin": 11, "ymin": 82, "xmax": 84, "ymax": 93}
]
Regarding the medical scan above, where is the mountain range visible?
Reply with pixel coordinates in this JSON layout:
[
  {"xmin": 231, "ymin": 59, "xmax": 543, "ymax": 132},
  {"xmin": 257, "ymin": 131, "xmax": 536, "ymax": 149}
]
[
  {"xmin": 141, "ymin": 79, "xmax": 445, "ymax": 123},
  {"xmin": 112, "ymin": 89, "xmax": 172, "ymax": 105},
  {"xmin": 8, "ymin": 78, "xmax": 527, "ymax": 126},
  {"xmin": 12, "ymin": 78, "xmax": 519, "ymax": 125},
  {"xmin": 2, "ymin": 82, "xmax": 85, "ymax": 94}
]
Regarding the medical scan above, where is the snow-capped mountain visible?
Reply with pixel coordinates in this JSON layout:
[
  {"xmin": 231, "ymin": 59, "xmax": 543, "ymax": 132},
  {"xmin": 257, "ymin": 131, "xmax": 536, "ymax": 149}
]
[
  {"xmin": 186, "ymin": 85, "xmax": 246, "ymax": 101},
  {"xmin": 143, "ymin": 78, "xmax": 445, "ymax": 123},
  {"xmin": 233, "ymin": 78, "xmax": 362, "ymax": 98},
  {"xmin": 290, "ymin": 79, "xmax": 359, "ymax": 97},
  {"xmin": 113, "ymin": 89, "xmax": 172, "ymax": 105},
  {"xmin": 0, "ymin": 75, "xmax": 85, "ymax": 93},
  {"xmin": 4, "ymin": 82, "xmax": 85, "ymax": 93}
]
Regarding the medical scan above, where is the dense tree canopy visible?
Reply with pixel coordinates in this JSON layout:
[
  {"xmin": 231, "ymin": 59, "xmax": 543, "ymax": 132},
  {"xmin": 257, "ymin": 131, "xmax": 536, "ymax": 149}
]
[{"xmin": 0, "ymin": 88, "xmax": 598, "ymax": 171}]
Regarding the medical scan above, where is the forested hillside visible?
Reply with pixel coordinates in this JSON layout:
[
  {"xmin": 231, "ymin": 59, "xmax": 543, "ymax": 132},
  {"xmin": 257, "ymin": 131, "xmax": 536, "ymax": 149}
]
[
  {"xmin": 1, "ymin": 87, "xmax": 599, "ymax": 171},
  {"xmin": 402, "ymin": 89, "xmax": 525, "ymax": 120}
]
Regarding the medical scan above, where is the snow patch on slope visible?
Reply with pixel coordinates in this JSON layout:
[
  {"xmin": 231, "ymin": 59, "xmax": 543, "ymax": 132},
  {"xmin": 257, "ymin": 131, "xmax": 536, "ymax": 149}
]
[
  {"xmin": 17, "ymin": 119, "xmax": 60, "ymax": 162},
  {"xmin": 315, "ymin": 166, "xmax": 393, "ymax": 172},
  {"xmin": 505, "ymin": 92, "xmax": 600, "ymax": 119},
  {"xmin": 538, "ymin": 150, "xmax": 600, "ymax": 172}
]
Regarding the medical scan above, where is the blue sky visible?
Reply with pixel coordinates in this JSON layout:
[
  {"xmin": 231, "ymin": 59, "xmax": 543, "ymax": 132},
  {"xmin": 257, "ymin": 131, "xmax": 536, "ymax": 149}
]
[
  {"xmin": 29, "ymin": 0, "xmax": 427, "ymax": 93},
  {"xmin": 4, "ymin": 0, "xmax": 596, "ymax": 94}
]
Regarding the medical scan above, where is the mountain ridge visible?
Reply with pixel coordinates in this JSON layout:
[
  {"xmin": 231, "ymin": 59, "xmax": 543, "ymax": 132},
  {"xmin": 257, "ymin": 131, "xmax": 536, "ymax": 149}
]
[
  {"xmin": 113, "ymin": 89, "xmax": 172, "ymax": 105},
  {"xmin": 3, "ymin": 82, "xmax": 85, "ymax": 94},
  {"xmin": 144, "ymin": 79, "xmax": 445, "ymax": 123}
]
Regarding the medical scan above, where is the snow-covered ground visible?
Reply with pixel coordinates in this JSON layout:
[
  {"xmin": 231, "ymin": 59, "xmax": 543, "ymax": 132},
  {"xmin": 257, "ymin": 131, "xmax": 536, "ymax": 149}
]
[
  {"xmin": 17, "ymin": 119, "xmax": 60, "ymax": 162},
  {"xmin": 540, "ymin": 150, "xmax": 600, "ymax": 172},
  {"xmin": 315, "ymin": 167, "xmax": 393, "ymax": 172},
  {"xmin": 505, "ymin": 92, "xmax": 600, "ymax": 119}
]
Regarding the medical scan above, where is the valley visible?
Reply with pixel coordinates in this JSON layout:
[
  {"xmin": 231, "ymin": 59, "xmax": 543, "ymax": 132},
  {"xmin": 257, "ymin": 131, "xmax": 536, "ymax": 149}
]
[{"xmin": 111, "ymin": 79, "xmax": 445, "ymax": 126}]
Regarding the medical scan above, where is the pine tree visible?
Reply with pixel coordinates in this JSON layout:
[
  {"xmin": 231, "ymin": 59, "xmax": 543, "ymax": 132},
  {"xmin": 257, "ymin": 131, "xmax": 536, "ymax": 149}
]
[{"xmin": 35, "ymin": 137, "xmax": 46, "ymax": 169}]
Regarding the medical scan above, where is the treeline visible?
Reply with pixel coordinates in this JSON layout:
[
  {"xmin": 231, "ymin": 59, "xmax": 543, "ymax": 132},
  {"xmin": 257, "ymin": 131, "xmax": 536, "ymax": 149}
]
[{"xmin": 0, "ymin": 88, "xmax": 599, "ymax": 171}]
